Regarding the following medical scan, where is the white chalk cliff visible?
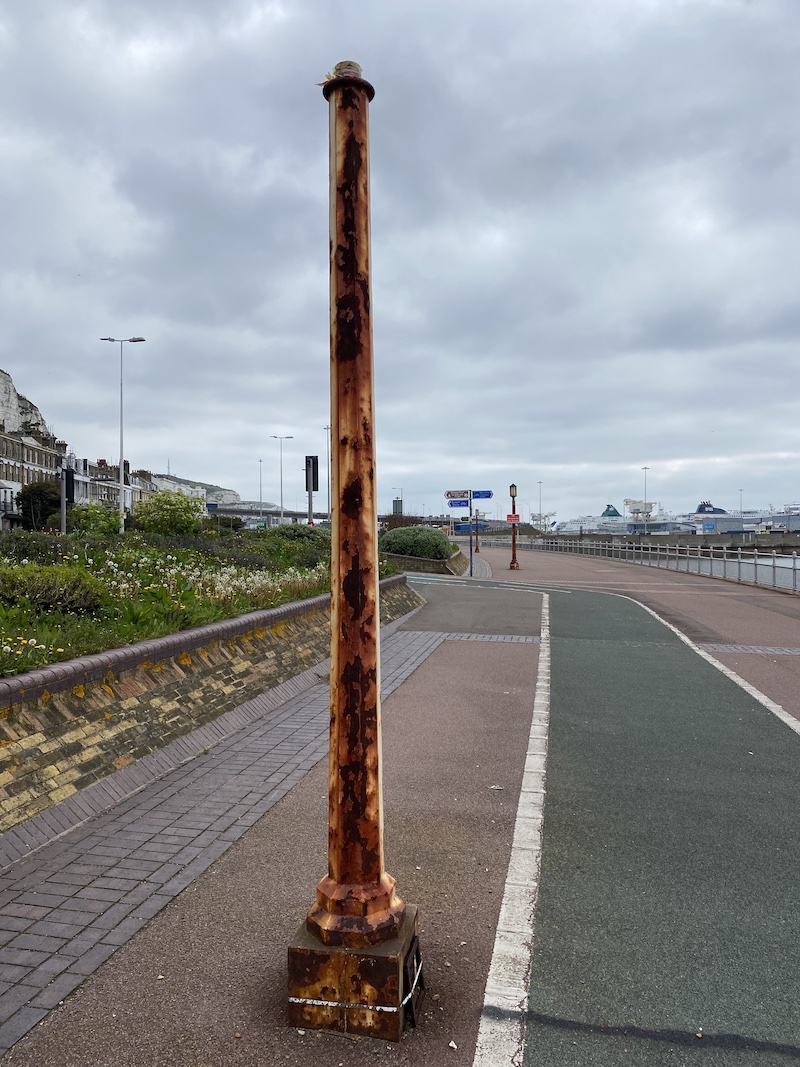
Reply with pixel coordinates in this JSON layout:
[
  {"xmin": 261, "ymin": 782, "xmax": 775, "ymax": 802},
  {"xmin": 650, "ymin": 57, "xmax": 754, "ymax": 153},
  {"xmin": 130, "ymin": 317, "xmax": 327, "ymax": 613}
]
[{"xmin": 0, "ymin": 369, "xmax": 49, "ymax": 435}]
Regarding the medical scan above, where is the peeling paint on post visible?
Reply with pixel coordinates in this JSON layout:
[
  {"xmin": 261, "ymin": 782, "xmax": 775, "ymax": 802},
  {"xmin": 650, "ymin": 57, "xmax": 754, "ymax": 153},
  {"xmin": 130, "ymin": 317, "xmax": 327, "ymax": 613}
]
[{"xmin": 287, "ymin": 62, "xmax": 422, "ymax": 1040}]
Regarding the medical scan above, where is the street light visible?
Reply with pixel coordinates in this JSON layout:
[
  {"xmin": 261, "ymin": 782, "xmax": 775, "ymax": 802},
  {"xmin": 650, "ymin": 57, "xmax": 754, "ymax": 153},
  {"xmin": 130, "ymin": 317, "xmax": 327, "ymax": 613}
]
[
  {"xmin": 259, "ymin": 458, "xmax": 263, "ymax": 522},
  {"xmin": 538, "ymin": 480, "xmax": 543, "ymax": 531},
  {"xmin": 270, "ymin": 435, "xmax": 293, "ymax": 522},
  {"xmin": 509, "ymin": 482, "xmax": 520, "ymax": 569},
  {"xmin": 100, "ymin": 337, "xmax": 146, "ymax": 533},
  {"xmin": 642, "ymin": 466, "xmax": 649, "ymax": 536}
]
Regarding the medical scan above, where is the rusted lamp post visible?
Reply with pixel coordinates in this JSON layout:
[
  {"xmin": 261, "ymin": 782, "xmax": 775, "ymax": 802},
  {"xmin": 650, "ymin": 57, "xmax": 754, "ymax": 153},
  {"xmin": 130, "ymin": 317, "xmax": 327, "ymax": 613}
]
[
  {"xmin": 474, "ymin": 509, "xmax": 480, "ymax": 553},
  {"xmin": 509, "ymin": 483, "xmax": 520, "ymax": 569},
  {"xmin": 287, "ymin": 60, "xmax": 421, "ymax": 1041}
]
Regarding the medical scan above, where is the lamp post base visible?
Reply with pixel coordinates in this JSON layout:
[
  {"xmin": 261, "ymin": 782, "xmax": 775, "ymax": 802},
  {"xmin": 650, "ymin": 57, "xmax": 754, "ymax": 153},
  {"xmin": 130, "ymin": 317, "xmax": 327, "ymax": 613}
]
[
  {"xmin": 509, "ymin": 560, "xmax": 520, "ymax": 570},
  {"xmin": 288, "ymin": 904, "xmax": 422, "ymax": 1041}
]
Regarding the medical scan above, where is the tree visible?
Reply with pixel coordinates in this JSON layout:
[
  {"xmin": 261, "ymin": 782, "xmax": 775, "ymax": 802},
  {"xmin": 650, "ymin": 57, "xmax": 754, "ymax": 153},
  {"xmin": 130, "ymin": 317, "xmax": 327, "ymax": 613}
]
[
  {"xmin": 132, "ymin": 490, "xmax": 206, "ymax": 536},
  {"xmin": 16, "ymin": 481, "xmax": 61, "ymax": 531}
]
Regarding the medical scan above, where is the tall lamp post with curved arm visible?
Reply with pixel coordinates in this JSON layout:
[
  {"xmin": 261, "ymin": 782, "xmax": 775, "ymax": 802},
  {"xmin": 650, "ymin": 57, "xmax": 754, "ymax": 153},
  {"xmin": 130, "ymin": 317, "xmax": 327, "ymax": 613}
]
[{"xmin": 100, "ymin": 337, "xmax": 146, "ymax": 533}]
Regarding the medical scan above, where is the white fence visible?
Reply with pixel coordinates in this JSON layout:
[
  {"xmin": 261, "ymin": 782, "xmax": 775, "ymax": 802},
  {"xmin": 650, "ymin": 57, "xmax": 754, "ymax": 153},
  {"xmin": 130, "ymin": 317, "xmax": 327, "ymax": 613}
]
[{"xmin": 474, "ymin": 537, "xmax": 800, "ymax": 595}]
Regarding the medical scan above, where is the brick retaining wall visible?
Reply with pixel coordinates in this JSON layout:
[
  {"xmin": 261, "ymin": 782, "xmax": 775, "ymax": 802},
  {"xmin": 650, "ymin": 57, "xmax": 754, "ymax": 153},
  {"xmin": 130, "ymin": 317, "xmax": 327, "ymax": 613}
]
[{"xmin": 0, "ymin": 576, "xmax": 423, "ymax": 834}]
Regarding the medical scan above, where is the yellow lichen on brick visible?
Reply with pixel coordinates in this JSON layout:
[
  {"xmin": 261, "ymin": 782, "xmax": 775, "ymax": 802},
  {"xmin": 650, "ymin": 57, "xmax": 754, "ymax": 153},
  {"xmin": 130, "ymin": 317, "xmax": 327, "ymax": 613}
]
[
  {"xmin": 177, "ymin": 652, "xmax": 192, "ymax": 666},
  {"xmin": 51, "ymin": 761, "xmax": 81, "ymax": 780},
  {"xmin": 101, "ymin": 684, "xmax": 115, "ymax": 696},
  {"xmin": 41, "ymin": 690, "xmax": 52, "ymax": 703},
  {"xmin": 72, "ymin": 684, "xmax": 85, "ymax": 698},
  {"xmin": 48, "ymin": 782, "xmax": 78, "ymax": 804},
  {"xmin": 17, "ymin": 729, "xmax": 46, "ymax": 746}
]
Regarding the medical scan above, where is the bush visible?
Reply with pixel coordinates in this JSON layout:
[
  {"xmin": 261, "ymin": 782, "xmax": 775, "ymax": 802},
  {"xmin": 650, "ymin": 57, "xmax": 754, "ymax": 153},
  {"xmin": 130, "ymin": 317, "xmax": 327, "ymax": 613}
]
[
  {"xmin": 132, "ymin": 491, "xmax": 206, "ymax": 536},
  {"xmin": 246, "ymin": 525, "xmax": 331, "ymax": 569},
  {"xmin": 68, "ymin": 501, "xmax": 121, "ymax": 537},
  {"xmin": 0, "ymin": 563, "xmax": 108, "ymax": 615},
  {"xmin": 379, "ymin": 525, "xmax": 453, "ymax": 560}
]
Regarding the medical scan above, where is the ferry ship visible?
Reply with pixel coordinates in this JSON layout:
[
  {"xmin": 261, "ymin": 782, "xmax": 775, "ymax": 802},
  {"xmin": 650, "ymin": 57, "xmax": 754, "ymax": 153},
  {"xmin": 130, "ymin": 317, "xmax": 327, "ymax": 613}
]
[{"xmin": 556, "ymin": 501, "xmax": 800, "ymax": 535}]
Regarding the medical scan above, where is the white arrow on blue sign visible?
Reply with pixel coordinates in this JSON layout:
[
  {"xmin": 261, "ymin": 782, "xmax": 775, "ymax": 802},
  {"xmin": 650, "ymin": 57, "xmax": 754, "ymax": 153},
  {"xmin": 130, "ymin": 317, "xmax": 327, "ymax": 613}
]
[
  {"xmin": 448, "ymin": 499, "xmax": 469, "ymax": 508},
  {"xmin": 471, "ymin": 490, "xmax": 493, "ymax": 499}
]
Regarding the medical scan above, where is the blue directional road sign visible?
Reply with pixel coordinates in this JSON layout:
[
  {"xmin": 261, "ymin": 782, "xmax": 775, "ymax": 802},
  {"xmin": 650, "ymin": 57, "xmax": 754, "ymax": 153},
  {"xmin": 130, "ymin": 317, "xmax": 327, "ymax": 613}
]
[
  {"xmin": 472, "ymin": 490, "xmax": 493, "ymax": 499},
  {"xmin": 448, "ymin": 499, "xmax": 469, "ymax": 508}
]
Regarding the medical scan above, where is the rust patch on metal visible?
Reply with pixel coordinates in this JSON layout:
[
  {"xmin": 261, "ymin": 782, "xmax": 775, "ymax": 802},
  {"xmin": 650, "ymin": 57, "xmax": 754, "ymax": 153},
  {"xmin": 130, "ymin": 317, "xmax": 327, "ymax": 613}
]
[{"xmin": 341, "ymin": 478, "xmax": 363, "ymax": 521}]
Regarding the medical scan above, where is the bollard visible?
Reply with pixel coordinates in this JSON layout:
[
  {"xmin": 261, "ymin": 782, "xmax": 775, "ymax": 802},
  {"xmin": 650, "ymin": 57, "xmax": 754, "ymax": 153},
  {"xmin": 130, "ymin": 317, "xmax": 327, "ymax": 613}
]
[{"xmin": 287, "ymin": 61, "xmax": 421, "ymax": 1042}]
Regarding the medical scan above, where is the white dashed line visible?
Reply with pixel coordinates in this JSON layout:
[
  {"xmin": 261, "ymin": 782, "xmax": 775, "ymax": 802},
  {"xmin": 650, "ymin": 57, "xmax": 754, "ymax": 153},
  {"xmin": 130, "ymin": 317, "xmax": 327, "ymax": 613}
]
[{"xmin": 472, "ymin": 594, "xmax": 551, "ymax": 1067}]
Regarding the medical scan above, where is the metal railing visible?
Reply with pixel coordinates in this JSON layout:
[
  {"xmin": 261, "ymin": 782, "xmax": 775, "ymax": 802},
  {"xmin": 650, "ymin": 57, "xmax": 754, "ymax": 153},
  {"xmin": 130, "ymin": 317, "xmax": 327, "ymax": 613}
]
[{"xmin": 473, "ymin": 537, "xmax": 800, "ymax": 595}]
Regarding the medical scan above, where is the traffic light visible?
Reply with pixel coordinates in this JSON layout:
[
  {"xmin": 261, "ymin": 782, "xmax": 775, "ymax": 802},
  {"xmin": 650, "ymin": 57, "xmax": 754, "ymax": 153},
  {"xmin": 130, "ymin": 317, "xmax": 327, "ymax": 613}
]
[{"xmin": 305, "ymin": 455, "xmax": 319, "ymax": 492}]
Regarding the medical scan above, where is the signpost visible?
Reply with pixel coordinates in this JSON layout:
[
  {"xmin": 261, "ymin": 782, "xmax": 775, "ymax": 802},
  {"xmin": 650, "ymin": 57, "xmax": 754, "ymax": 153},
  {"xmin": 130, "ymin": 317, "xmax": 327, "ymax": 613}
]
[
  {"xmin": 507, "ymin": 514, "xmax": 520, "ymax": 523},
  {"xmin": 443, "ymin": 489, "xmax": 493, "ymax": 576}
]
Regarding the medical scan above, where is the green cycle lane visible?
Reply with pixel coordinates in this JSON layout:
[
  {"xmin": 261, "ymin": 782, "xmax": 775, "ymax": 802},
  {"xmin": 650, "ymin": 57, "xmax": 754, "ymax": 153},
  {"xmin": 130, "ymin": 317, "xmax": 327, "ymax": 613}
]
[{"xmin": 524, "ymin": 590, "xmax": 800, "ymax": 1067}]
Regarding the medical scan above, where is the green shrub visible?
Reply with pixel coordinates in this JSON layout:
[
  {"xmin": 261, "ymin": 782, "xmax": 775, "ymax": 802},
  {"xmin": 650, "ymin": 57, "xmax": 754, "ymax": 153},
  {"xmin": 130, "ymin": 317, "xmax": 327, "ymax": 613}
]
[
  {"xmin": 0, "ymin": 563, "xmax": 108, "ymax": 615},
  {"xmin": 132, "ymin": 491, "xmax": 206, "ymax": 536},
  {"xmin": 379, "ymin": 525, "xmax": 453, "ymax": 560},
  {"xmin": 68, "ymin": 501, "xmax": 121, "ymax": 537},
  {"xmin": 246, "ymin": 525, "xmax": 332, "ymax": 569}
]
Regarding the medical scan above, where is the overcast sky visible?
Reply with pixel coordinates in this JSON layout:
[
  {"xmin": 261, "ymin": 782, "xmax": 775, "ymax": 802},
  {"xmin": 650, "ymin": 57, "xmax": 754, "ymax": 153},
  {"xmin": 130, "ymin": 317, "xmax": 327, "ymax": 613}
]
[{"xmin": 2, "ymin": 0, "xmax": 799, "ymax": 522}]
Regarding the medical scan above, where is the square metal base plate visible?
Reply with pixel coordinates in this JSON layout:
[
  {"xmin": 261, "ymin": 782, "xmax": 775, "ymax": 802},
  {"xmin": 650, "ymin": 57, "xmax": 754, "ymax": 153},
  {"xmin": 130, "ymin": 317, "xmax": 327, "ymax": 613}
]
[{"xmin": 287, "ymin": 904, "xmax": 421, "ymax": 1041}]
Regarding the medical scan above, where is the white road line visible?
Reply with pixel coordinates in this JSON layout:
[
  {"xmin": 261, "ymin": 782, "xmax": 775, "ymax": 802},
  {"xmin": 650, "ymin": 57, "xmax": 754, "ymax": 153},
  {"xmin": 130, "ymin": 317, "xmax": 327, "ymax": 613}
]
[
  {"xmin": 616, "ymin": 594, "xmax": 800, "ymax": 739},
  {"xmin": 472, "ymin": 594, "xmax": 550, "ymax": 1067}
]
